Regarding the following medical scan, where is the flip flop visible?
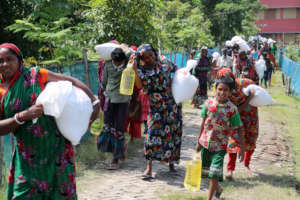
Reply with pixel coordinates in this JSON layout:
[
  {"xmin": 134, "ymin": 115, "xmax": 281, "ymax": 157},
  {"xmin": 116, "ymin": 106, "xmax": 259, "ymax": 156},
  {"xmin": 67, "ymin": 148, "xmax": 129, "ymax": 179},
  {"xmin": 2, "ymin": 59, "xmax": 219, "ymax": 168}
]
[
  {"xmin": 141, "ymin": 174, "xmax": 154, "ymax": 179},
  {"xmin": 214, "ymin": 188, "xmax": 223, "ymax": 199},
  {"xmin": 106, "ymin": 163, "xmax": 119, "ymax": 170}
]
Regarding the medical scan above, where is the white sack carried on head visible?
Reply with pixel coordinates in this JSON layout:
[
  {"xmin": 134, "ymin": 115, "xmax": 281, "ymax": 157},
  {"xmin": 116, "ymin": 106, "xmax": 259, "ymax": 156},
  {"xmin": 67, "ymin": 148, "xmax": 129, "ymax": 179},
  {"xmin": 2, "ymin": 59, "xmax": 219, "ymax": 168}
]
[
  {"xmin": 255, "ymin": 58, "xmax": 266, "ymax": 79},
  {"xmin": 242, "ymin": 84, "xmax": 274, "ymax": 107},
  {"xmin": 95, "ymin": 43, "xmax": 120, "ymax": 60},
  {"xmin": 172, "ymin": 67, "xmax": 199, "ymax": 104}
]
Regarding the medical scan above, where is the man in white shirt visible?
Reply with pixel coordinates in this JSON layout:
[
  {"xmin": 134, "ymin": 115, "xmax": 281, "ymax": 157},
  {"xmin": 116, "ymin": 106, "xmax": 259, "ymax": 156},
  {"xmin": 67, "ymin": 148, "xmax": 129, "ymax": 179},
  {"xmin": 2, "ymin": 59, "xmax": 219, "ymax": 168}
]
[{"xmin": 217, "ymin": 48, "xmax": 233, "ymax": 70}]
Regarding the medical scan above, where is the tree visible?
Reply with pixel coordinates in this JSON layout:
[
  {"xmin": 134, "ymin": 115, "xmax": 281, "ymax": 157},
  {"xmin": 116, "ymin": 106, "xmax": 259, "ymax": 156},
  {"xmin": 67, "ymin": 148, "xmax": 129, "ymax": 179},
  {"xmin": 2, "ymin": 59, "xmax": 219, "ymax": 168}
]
[
  {"xmin": 152, "ymin": 0, "xmax": 213, "ymax": 53},
  {"xmin": 80, "ymin": 0, "xmax": 158, "ymax": 47},
  {"xmin": 193, "ymin": 0, "xmax": 262, "ymax": 44},
  {"xmin": 0, "ymin": 0, "xmax": 39, "ymax": 57},
  {"xmin": 6, "ymin": 0, "xmax": 86, "ymax": 69}
]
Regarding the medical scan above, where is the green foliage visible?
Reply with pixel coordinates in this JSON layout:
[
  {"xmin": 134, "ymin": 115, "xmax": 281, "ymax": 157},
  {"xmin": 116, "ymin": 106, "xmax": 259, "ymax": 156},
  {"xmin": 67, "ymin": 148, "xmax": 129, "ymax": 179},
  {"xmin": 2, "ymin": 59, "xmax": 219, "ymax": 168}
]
[
  {"xmin": 80, "ymin": 0, "xmax": 158, "ymax": 47},
  {"xmin": 285, "ymin": 37, "xmax": 300, "ymax": 62},
  {"xmin": 193, "ymin": 0, "xmax": 262, "ymax": 44},
  {"xmin": 6, "ymin": 0, "xmax": 85, "ymax": 67},
  {"xmin": 153, "ymin": 0, "xmax": 213, "ymax": 52}
]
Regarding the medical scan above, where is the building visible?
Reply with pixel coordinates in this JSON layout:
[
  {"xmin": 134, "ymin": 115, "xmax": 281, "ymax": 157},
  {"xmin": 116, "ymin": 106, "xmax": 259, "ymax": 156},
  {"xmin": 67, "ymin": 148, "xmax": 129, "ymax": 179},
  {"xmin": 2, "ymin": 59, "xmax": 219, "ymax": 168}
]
[{"xmin": 256, "ymin": 0, "xmax": 300, "ymax": 45}]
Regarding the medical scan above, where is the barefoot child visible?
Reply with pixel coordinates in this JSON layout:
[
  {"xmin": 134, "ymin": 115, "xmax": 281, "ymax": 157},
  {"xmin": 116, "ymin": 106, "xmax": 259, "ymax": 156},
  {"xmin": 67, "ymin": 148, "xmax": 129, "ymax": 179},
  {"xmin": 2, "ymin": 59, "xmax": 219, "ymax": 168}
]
[{"xmin": 196, "ymin": 75, "xmax": 244, "ymax": 200}]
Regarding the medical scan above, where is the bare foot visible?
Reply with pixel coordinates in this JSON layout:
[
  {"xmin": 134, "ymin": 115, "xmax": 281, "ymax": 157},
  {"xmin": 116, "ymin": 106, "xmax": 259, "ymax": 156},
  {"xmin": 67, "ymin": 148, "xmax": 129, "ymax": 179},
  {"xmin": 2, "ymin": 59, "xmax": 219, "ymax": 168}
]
[
  {"xmin": 226, "ymin": 171, "xmax": 233, "ymax": 180},
  {"xmin": 245, "ymin": 166, "xmax": 257, "ymax": 177},
  {"xmin": 169, "ymin": 164, "xmax": 176, "ymax": 172}
]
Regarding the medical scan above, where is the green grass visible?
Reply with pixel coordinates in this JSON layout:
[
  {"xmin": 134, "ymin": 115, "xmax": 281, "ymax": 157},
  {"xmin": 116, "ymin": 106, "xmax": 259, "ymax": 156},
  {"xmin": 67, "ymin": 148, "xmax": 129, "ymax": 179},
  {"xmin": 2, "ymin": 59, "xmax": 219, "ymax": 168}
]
[{"xmin": 261, "ymin": 72, "xmax": 300, "ymax": 184}]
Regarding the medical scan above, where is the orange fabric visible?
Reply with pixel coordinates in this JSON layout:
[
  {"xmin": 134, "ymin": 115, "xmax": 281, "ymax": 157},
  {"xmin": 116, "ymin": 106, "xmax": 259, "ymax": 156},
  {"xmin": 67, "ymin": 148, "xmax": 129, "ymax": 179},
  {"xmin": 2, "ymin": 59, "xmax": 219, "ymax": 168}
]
[{"xmin": 39, "ymin": 68, "xmax": 49, "ymax": 84}]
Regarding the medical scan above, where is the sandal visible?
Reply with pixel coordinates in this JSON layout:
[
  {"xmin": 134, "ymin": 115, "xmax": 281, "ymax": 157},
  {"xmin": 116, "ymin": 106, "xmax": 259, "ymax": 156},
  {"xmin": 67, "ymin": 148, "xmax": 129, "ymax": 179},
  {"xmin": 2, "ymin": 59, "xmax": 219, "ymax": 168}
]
[
  {"xmin": 105, "ymin": 163, "xmax": 119, "ymax": 170},
  {"xmin": 214, "ymin": 188, "xmax": 223, "ymax": 199}
]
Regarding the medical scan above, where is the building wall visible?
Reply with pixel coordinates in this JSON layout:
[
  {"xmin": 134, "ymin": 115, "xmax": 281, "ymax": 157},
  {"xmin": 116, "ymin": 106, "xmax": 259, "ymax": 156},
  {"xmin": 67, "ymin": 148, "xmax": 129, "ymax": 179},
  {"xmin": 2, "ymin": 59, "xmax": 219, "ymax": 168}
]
[{"xmin": 256, "ymin": 7, "xmax": 300, "ymax": 45}]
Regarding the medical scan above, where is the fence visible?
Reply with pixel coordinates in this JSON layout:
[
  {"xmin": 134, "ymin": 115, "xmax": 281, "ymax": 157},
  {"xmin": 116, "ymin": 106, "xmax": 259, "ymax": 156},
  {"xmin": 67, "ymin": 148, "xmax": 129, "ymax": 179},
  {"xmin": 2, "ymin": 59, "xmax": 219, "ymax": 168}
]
[{"xmin": 278, "ymin": 50, "xmax": 300, "ymax": 97}]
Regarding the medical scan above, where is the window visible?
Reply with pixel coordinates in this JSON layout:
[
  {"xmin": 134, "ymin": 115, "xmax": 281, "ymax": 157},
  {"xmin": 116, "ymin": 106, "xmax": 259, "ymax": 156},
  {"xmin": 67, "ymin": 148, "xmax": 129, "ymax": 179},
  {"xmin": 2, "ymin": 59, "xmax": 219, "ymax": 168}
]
[
  {"xmin": 264, "ymin": 9, "xmax": 276, "ymax": 19},
  {"xmin": 284, "ymin": 8, "xmax": 296, "ymax": 19},
  {"xmin": 297, "ymin": 8, "xmax": 300, "ymax": 18}
]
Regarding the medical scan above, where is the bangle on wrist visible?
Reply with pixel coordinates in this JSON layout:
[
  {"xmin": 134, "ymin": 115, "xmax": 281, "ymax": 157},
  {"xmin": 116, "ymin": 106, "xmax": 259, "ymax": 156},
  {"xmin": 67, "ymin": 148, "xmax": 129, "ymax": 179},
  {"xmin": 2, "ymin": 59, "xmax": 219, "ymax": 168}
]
[
  {"xmin": 92, "ymin": 99, "xmax": 100, "ymax": 106},
  {"xmin": 14, "ymin": 113, "xmax": 25, "ymax": 125}
]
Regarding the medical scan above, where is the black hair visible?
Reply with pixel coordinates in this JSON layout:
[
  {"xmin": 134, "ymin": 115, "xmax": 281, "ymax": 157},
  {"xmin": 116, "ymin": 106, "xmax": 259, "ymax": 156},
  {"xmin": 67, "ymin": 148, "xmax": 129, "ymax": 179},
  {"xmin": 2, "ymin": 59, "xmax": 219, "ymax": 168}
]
[
  {"xmin": 111, "ymin": 48, "xmax": 126, "ymax": 62},
  {"xmin": 215, "ymin": 75, "xmax": 235, "ymax": 90}
]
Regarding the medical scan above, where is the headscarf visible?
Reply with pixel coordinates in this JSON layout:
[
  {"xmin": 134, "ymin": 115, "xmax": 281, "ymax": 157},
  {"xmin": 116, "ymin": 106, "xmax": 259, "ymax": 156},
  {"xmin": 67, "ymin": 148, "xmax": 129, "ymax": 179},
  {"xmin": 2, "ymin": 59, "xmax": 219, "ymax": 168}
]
[
  {"xmin": 217, "ymin": 68, "xmax": 235, "ymax": 80},
  {"xmin": 216, "ymin": 68, "xmax": 236, "ymax": 90},
  {"xmin": 0, "ymin": 43, "xmax": 22, "ymax": 59},
  {"xmin": 0, "ymin": 43, "xmax": 23, "ymax": 69},
  {"xmin": 135, "ymin": 44, "xmax": 158, "ymax": 66}
]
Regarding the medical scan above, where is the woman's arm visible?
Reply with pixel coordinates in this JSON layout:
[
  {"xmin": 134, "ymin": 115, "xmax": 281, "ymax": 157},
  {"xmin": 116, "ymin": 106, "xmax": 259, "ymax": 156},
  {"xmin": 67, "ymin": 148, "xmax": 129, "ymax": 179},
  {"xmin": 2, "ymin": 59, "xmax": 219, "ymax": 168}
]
[
  {"xmin": 130, "ymin": 55, "xmax": 143, "ymax": 89},
  {"xmin": 238, "ymin": 90, "xmax": 255, "ymax": 112},
  {"xmin": 46, "ymin": 71, "xmax": 100, "ymax": 124},
  {"xmin": 0, "ymin": 104, "xmax": 44, "ymax": 135}
]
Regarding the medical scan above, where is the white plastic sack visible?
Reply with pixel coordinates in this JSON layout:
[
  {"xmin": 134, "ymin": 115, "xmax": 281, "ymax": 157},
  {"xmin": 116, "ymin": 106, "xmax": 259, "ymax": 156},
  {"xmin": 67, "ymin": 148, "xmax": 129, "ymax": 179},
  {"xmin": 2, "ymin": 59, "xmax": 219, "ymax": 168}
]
[
  {"xmin": 212, "ymin": 52, "xmax": 220, "ymax": 63},
  {"xmin": 225, "ymin": 40, "xmax": 233, "ymax": 47},
  {"xmin": 35, "ymin": 81, "xmax": 93, "ymax": 145},
  {"xmin": 255, "ymin": 58, "xmax": 266, "ymax": 79},
  {"xmin": 55, "ymin": 86, "xmax": 93, "ymax": 145},
  {"xmin": 172, "ymin": 66, "xmax": 199, "ymax": 104},
  {"xmin": 242, "ymin": 84, "xmax": 274, "ymax": 107},
  {"xmin": 36, "ymin": 81, "xmax": 73, "ymax": 118},
  {"xmin": 95, "ymin": 43, "xmax": 120, "ymax": 60},
  {"xmin": 186, "ymin": 59, "xmax": 198, "ymax": 71},
  {"xmin": 237, "ymin": 39, "xmax": 250, "ymax": 52}
]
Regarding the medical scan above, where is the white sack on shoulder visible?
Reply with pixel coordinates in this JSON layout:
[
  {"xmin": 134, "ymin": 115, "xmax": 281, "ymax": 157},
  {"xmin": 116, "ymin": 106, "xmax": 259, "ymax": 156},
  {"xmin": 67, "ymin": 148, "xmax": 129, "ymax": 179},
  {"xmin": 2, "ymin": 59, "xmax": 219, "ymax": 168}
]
[
  {"xmin": 172, "ymin": 67, "xmax": 199, "ymax": 104},
  {"xmin": 35, "ymin": 81, "xmax": 93, "ymax": 145},
  {"xmin": 55, "ymin": 86, "xmax": 93, "ymax": 145},
  {"xmin": 95, "ymin": 43, "xmax": 120, "ymax": 60},
  {"xmin": 35, "ymin": 81, "xmax": 73, "ymax": 118},
  {"xmin": 242, "ymin": 84, "xmax": 274, "ymax": 107}
]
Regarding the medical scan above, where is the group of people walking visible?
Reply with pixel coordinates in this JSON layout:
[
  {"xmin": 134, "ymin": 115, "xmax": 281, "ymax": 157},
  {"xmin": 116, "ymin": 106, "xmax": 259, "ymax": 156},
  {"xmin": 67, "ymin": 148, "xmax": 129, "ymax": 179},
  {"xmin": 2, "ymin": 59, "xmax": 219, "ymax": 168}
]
[{"xmin": 0, "ymin": 39, "xmax": 277, "ymax": 199}]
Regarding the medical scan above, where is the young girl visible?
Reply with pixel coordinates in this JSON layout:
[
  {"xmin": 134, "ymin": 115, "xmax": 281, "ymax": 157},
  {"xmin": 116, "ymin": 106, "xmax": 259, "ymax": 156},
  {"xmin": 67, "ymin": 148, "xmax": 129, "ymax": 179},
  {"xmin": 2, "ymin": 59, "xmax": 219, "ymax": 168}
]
[{"xmin": 196, "ymin": 75, "xmax": 245, "ymax": 200}]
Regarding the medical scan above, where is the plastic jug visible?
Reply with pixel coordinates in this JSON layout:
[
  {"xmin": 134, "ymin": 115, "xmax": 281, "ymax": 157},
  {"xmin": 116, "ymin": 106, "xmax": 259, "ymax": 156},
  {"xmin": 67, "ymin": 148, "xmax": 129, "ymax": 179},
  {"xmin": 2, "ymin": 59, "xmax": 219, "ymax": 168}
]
[
  {"xmin": 184, "ymin": 154, "xmax": 202, "ymax": 191},
  {"xmin": 120, "ymin": 61, "xmax": 135, "ymax": 95}
]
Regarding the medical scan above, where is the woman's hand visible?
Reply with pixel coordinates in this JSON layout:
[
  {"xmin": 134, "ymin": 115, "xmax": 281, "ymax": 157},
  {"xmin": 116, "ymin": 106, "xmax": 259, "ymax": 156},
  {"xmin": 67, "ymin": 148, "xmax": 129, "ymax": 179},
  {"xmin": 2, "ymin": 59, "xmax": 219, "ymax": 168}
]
[
  {"xmin": 129, "ymin": 54, "xmax": 138, "ymax": 71},
  {"xmin": 19, "ymin": 104, "xmax": 44, "ymax": 122},
  {"xmin": 89, "ymin": 103, "xmax": 100, "ymax": 127},
  {"xmin": 196, "ymin": 142, "xmax": 201, "ymax": 152}
]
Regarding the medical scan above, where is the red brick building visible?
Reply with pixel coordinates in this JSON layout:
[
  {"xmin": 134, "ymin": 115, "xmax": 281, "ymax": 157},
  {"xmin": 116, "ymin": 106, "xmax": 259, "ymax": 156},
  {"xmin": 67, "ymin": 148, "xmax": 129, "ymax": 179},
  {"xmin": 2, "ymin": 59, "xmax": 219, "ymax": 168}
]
[{"xmin": 256, "ymin": 0, "xmax": 300, "ymax": 45}]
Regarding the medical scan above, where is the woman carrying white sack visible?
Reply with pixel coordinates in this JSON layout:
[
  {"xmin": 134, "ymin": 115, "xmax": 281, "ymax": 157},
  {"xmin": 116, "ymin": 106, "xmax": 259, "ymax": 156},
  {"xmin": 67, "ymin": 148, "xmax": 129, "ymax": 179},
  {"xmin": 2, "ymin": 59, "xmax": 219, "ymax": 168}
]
[{"xmin": 0, "ymin": 43, "xmax": 100, "ymax": 199}]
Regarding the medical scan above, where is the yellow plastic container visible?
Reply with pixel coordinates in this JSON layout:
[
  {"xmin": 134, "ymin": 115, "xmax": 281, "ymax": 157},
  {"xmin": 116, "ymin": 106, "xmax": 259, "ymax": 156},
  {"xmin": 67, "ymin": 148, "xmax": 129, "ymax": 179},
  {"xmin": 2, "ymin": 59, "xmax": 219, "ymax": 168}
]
[
  {"xmin": 120, "ymin": 61, "xmax": 135, "ymax": 95},
  {"xmin": 184, "ymin": 154, "xmax": 202, "ymax": 191},
  {"xmin": 90, "ymin": 110, "xmax": 104, "ymax": 136}
]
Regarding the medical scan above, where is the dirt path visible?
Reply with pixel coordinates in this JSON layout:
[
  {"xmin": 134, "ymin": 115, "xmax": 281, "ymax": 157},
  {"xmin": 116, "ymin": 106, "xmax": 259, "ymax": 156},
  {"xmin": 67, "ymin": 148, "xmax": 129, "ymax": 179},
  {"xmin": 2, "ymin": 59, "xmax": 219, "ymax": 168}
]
[{"xmin": 77, "ymin": 107, "xmax": 293, "ymax": 200}]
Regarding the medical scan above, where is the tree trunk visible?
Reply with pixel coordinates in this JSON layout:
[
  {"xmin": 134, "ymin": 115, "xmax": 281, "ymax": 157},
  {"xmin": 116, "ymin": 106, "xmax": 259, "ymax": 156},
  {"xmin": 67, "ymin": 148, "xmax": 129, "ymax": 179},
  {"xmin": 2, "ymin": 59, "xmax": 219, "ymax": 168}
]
[
  {"xmin": 69, "ymin": 65, "xmax": 73, "ymax": 76},
  {"xmin": 82, "ymin": 48, "xmax": 90, "ymax": 88}
]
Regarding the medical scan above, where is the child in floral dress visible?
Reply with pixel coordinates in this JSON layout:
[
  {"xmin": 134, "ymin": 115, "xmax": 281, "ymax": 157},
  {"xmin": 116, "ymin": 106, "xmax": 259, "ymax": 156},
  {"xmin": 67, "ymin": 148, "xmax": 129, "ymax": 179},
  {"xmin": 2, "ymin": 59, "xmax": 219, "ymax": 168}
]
[{"xmin": 196, "ymin": 75, "xmax": 244, "ymax": 200}]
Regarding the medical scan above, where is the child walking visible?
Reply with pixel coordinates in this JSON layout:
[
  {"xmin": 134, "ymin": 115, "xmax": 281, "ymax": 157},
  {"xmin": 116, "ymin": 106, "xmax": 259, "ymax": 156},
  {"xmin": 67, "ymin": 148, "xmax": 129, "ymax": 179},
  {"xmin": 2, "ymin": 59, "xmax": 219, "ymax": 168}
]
[{"xmin": 196, "ymin": 75, "xmax": 245, "ymax": 200}]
